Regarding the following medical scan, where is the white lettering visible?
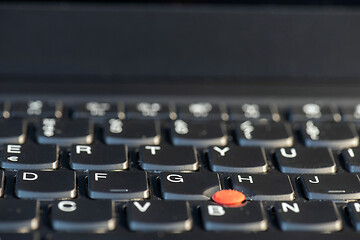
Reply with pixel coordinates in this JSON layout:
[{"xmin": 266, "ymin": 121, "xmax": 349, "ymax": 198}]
[
  {"xmin": 144, "ymin": 146, "xmax": 161, "ymax": 155},
  {"xmin": 58, "ymin": 201, "xmax": 77, "ymax": 212},
  {"xmin": 189, "ymin": 103, "xmax": 212, "ymax": 118},
  {"xmin": 133, "ymin": 202, "xmax": 151, "ymax": 212},
  {"xmin": 7, "ymin": 156, "xmax": 18, "ymax": 162},
  {"xmin": 27, "ymin": 100, "xmax": 43, "ymax": 115},
  {"xmin": 137, "ymin": 103, "xmax": 161, "ymax": 117},
  {"xmin": 76, "ymin": 145, "xmax": 92, "ymax": 154},
  {"xmin": 240, "ymin": 121, "xmax": 254, "ymax": 139},
  {"xmin": 86, "ymin": 102, "xmax": 111, "ymax": 116},
  {"xmin": 305, "ymin": 121, "xmax": 320, "ymax": 140},
  {"xmin": 208, "ymin": 205, "xmax": 225, "ymax": 216},
  {"xmin": 354, "ymin": 202, "xmax": 360, "ymax": 212},
  {"xmin": 109, "ymin": 119, "xmax": 123, "ymax": 134},
  {"xmin": 242, "ymin": 104, "xmax": 260, "ymax": 119},
  {"xmin": 303, "ymin": 103, "xmax": 321, "ymax": 119},
  {"xmin": 7, "ymin": 145, "xmax": 21, "ymax": 154},
  {"xmin": 174, "ymin": 120, "xmax": 189, "ymax": 135},
  {"xmin": 237, "ymin": 175, "xmax": 254, "ymax": 184},
  {"xmin": 280, "ymin": 148, "xmax": 297, "ymax": 158},
  {"xmin": 42, "ymin": 118, "xmax": 56, "ymax": 137},
  {"xmin": 281, "ymin": 202, "xmax": 300, "ymax": 213},
  {"xmin": 213, "ymin": 146, "xmax": 230, "ymax": 157},
  {"xmin": 23, "ymin": 172, "xmax": 38, "ymax": 181},
  {"xmin": 309, "ymin": 176, "xmax": 320, "ymax": 184},
  {"xmin": 95, "ymin": 173, "xmax": 107, "ymax": 181},
  {"xmin": 167, "ymin": 174, "xmax": 184, "ymax": 183},
  {"xmin": 348, "ymin": 148, "xmax": 355, "ymax": 158}
]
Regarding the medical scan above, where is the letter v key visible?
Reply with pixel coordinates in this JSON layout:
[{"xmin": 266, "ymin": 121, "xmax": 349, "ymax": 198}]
[{"xmin": 133, "ymin": 202, "xmax": 151, "ymax": 212}]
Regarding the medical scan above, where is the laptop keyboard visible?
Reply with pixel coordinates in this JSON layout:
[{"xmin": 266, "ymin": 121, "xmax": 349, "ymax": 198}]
[{"xmin": 2, "ymin": 100, "xmax": 360, "ymax": 239}]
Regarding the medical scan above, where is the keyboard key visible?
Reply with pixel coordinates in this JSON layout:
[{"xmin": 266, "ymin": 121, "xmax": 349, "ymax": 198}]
[
  {"xmin": 15, "ymin": 170, "xmax": 76, "ymax": 200},
  {"xmin": 12, "ymin": 100, "xmax": 61, "ymax": 118},
  {"xmin": 104, "ymin": 119, "xmax": 161, "ymax": 146},
  {"xmin": 289, "ymin": 103, "xmax": 341, "ymax": 122},
  {"xmin": 51, "ymin": 199, "xmax": 116, "ymax": 233},
  {"xmin": 300, "ymin": 174, "xmax": 360, "ymax": 200},
  {"xmin": 170, "ymin": 120, "xmax": 227, "ymax": 147},
  {"xmin": 0, "ymin": 119, "xmax": 27, "ymax": 144},
  {"xmin": 236, "ymin": 121, "xmax": 293, "ymax": 148},
  {"xmin": 36, "ymin": 119, "xmax": 94, "ymax": 147},
  {"xmin": 126, "ymin": 102, "xmax": 172, "ymax": 119},
  {"xmin": 178, "ymin": 102, "xmax": 224, "ymax": 120},
  {"xmin": 300, "ymin": 121, "xmax": 359, "ymax": 149},
  {"xmin": 201, "ymin": 202, "xmax": 268, "ymax": 232},
  {"xmin": 342, "ymin": 148, "xmax": 360, "ymax": 173},
  {"xmin": 160, "ymin": 172, "xmax": 221, "ymax": 200},
  {"xmin": 229, "ymin": 103, "xmax": 280, "ymax": 121},
  {"xmin": 275, "ymin": 147, "xmax": 336, "ymax": 174},
  {"xmin": 347, "ymin": 202, "xmax": 360, "ymax": 231},
  {"xmin": 73, "ymin": 102, "xmax": 121, "ymax": 120},
  {"xmin": 0, "ymin": 199, "xmax": 39, "ymax": 232},
  {"xmin": 207, "ymin": 146, "xmax": 267, "ymax": 173},
  {"xmin": 0, "ymin": 233, "xmax": 38, "ymax": 240},
  {"xmin": 230, "ymin": 174, "xmax": 294, "ymax": 201},
  {"xmin": 70, "ymin": 143, "xmax": 128, "ymax": 171},
  {"xmin": 275, "ymin": 201, "xmax": 342, "ymax": 232},
  {"xmin": 127, "ymin": 201, "xmax": 192, "ymax": 232},
  {"xmin": 139, "ymin": 145, "xmax": 198, "ymax": 171},
  {"xmin": 0, "ymin": 143, "xmax": 59, "ymax": 170},
  {"xmin": 87, "ymin": 171, "xmax": 149, "ymax": 200}
]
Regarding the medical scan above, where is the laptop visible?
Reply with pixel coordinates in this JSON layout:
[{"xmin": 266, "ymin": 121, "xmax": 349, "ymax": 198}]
[{"xmin": 1, "ymin": 1, "xmax": 360, "ymax": 239}]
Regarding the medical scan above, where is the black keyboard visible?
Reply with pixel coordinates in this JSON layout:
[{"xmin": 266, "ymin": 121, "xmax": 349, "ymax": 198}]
[{"xmin": 3, "ymin": 100, "xmax": 360, "ymax": 240}]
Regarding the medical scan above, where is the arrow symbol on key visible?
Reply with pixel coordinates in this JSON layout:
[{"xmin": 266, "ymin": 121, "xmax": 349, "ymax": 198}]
[{"xmin": 7, "ymin": 156, "xmax": 18, "ymax": 162}]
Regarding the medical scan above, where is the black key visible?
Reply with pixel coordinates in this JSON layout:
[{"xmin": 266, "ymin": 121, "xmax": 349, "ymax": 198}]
[
  {"xmin": 160, "ymin": 172, "xmax": 220, "ymax": 200},
  {"xmin": 170, "ymin": 120, "xmax": 227, "ymax": 147},
  {"xmin": 15, "ymin": 170, "xmax": 76, "ymax": 200},
  {"xmin": 52, "ymin": 199, "xmax": 116, "ymax": 233},
  {"xmin": 201, "ymin": 202, "xmax": 268, "ymax": 232},
  {"xmin": 289, "ymin": 103, "xmax": 341, "ymax": 122},
  {"xmin": 0, "ymin": 233, "xmax": 38, "ymax": 240},
  {"xmin": 0, "ymin": 199, "xmax": 39, "ymax": 232},
  {"xmin": 275, "ymin": 201, "xmax": 342, "ymax": 232},
  {"xmin": 300, "ymin": 174, "xmax": 360, "ymax": 200},
  {"xmin": 139, "ymin": 145, "xmax": 198, "ymax": 171},
  {"xmin": 87, "ymin": 171, "xmax": 149, "ymax": 200},
  {"xmin": 178, "ymin": 102, "xmax": 224, "ymax": 120},
  {"xmin": 229, "ymin": 103, "xmax": 280, "ymax": 121},
  {"xmin": 275, "ymin": 147, "xmax": 336, "ymax": 174},
  {"xmin": 0, "ymin": 171, "xmax": 4, "ymax": 197},
  {"xmin": 37, "ymin": 118, "xmax": 94, "ymax": 147},
  {"xmin": 231, "ymin": 174, "xmax": 294, "ymax": 201},
  {"xmin": 126, "ymin": 102, "xmax": 171, "ymax": 119},
  {"xmin": 70, "ymin": 143, "xmax": 128, "ymax": 171},
  {"xmin": 207, "ymin": 145, "xmax": 267, "ymax": 173},
  {"xmin": 236, "ymin": 121, "xmax": 293, "ymax": 148},
  {"xmin": 0, "ymin": 119, "xmax": 27, "ymax": 144},
  {"xmin": 73, "ymin": 102, "xmax": 121, "ymax": 120},
  {"xmin": 127, "ymin": 201, "xmax": 192, "ymax": 232},
  {"xmin": 0, "ymin": 143, "xmax": 59, "ymax": 170},
  {"xmin": 347, "ymin": 202, "xmax": 360, "ymax": 231},
  {"xmin": 300, "ymin": 121, "xmax": 359, "ymax": 149},
  {"xmin": 104, "ymin": 119, "xmax": 161, "ymax": 146},
  {"xmin": 12, "ymin": 100, "xmax": 61, "ymax": 118},
  {"xmin": 343, "ymin": 148, "xmax": 360, "ymax": 173}
]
